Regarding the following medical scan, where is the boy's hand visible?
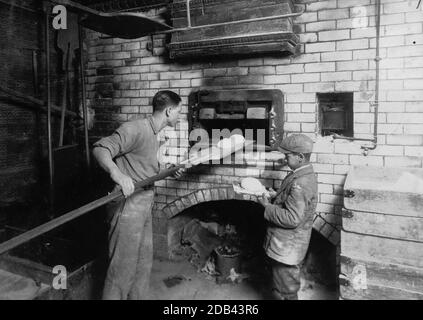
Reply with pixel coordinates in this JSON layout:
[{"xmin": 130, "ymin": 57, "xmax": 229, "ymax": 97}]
[
  {"xmin": 267, "ymin": 188, "xmax": 277, "ymax": 198},
  {"xmin": 258, "ymin": 193, "xmax": 270, "ymax": 206},
  {"xmin": 110, "ymin": 168, "xmax": 134, "ymax": 197}
]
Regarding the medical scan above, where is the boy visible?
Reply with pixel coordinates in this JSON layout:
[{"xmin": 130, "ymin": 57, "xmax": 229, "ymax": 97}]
[
  {"xmin": 258, "ymin": 134, "xmax": 318, "ymax": 300},
  {"xmin": 93, "ymin": 90, "xmax": 183, "ymax": 300}
]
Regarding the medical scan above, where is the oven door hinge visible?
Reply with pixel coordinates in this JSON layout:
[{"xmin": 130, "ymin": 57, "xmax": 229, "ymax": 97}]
[
  {"xmin": 344, "ymin": 189, "xmax": 355, "ymax": 198},
  {"xmin": 341, "ymin": 208, "xmax": 354, "ymax": 219}
]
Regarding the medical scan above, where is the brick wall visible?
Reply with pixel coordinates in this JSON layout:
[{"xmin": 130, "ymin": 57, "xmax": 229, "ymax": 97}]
[{"xmin": 85, "ymin": 0, "xmax": 423, "ymax": 255}]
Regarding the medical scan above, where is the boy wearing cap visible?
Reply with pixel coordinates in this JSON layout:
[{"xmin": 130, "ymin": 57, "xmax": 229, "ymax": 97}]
[{"xmin": 258, "ymin": 134, "xmax": 318, "ymax": 300}]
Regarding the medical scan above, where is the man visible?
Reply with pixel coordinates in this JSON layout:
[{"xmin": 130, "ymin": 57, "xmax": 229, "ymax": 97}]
[
  {"xmin": 258, "ymin": 134, "xmax": 318, "ymax": 300},
  {"xmin": 93, "ymin": 90, "xmax": 183, "ymax": 300}
]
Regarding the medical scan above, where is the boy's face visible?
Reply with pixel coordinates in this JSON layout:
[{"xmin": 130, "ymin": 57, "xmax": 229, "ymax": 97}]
[
  {"xmin": 284, "ymin": 152, "xmax": 303, "ymax": 170},
  {"xmin": 166, "ymin": 102, "xmax": 182, "ymax": 127}
]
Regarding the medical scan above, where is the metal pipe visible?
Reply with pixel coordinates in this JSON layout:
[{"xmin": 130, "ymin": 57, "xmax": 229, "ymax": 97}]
[
  {"xmin": 332, "ymin": 0, "xmax": 381, "ymax": 152},
  {"xmin": 79, "ymin": 22, "xmax": 91, "ymax": 170},
  {"xmin": 186, "ymin": 0, "xmax": 191, "ymax": 28},
  {"xmin": 44, "ymin": 2, "xmax": 54, "ymax": 199},
  {"xmin": 367, "ymin": 0, "xmax": 382, "ymax": 150}
]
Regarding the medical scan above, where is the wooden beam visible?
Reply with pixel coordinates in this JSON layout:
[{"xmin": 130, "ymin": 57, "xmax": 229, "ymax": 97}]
[{"xmin": 0, "ymin": 85, "xmax": 78, "ymax": 119}]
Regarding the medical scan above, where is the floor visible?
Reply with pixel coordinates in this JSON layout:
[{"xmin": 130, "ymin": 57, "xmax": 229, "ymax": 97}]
[
  {"xmin": 148, "ymin": 258, "xmax": 338, "ymax": 300},
  {"xmin": 0, "ymin": 258, "xmax": 338, "ymax": 300}
]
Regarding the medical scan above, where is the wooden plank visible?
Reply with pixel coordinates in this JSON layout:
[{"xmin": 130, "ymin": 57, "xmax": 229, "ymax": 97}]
[
  {"xmin": 340, "ymin": 283, "xmax": 423, "ymax": 300},
  {"xmin": 344, "ymin": 189, "xmax": 423, "ymax": 218},
  {"xmin": 341, "ymin": 231, "xmax": 423, "ymax": 268},
  {"xmin": 343, "ymin": 210, "xmax": 423, "ymax": 242},
  {"xmin": 340, "ymin": 255, "xmax": 423, "ymax": 296},
  {"xmin": 344, "ymin": 166, "xmax": 423, "ymax": 217}
]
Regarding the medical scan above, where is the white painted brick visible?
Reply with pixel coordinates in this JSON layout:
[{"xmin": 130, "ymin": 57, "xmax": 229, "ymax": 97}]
[
  {"xmin": 317, "ymin": 174, "xmax": 346, "ymax": 185},
  {"xmin": 300, "ymin": 33, "xmax": 318, "ymax": 44},
  {"xmin": 387, "ymin": 90, "xmax": 423, "ymax": 102},
  {"xmin": 283, "ymin": 122, "xmax": 301, "ymax": 132},
  {"xmin": 404, "ymin": 79, "xmax": 423, "ymax": 89},
  {"xmin": 292, "ymin": 53, "xmax": 321, "ymax": 63},
  {"xmin": 349, "ymin": 155, "xmax": 383, "ymax": 166},
  {"xmin": 387, "ymin": 45, "xmax": 423, "ymax": 58},
  {"xmin": 370, "ymin": 145, "xmax": 404, "ymax": 156},
  {"xmin": 384, "ymin": 23, "xmax": 422, "ymax": 37},
  {"xmin": 319, "ymin": 8, "xmax": 349, "ymax": 20},
  {"xmin": 387, "ymin": 134, "xmax": 423, "ymax": 146},
  {"xmin": 337, "ymin": 17, "xmax": 368, "ymax": 29},
  {"xmin": 305, "ymin": 62, "xmax": 335, "ymax": 73},
  {"xmin": 306, "ymin": 42, "xmax": 336, "ymax": 53},
  {"xmin": 276, "ymin": 64, "xmax": 304, "ymax": 74},
  {"xmin": 302, "ymin": 123, "xmax": 317, "ymax": 132},
  {"xmin": 263, "ymin": 75, "xmax": 290, "ymax": 84},
  {"xmin": 351, "ymin": 27, "xmax": 376, "ymax": 39},
  {"xmin": 337, "ymin": 0, "xmax": 371, "ymax": 8},
  {"xmin": 379, "ymin": 102, "xmax": 405, "ymax": 112},
  {"xmin": 286, "ymin": 93, "xmax": 317, "ymax": 103},
  {"xmin": 334, "ymin": 164, "xmax": 351, "ymax": 175},
  {"xmin": 378, "ymin": 123, "xmax": 404, "ymax": 134},
  {"xmin": 335, "ymin": 81, "xmax": 365, "ymax": 91},
  {"xmin": 321, "ymin": 71, "xmax": 351, "ymax": 82},
  {"xmin": 388, "ymin": 68, "xmax": 423, "ymax": 79},
  {"xmin": 334, "ymin": 142, "xmax": 363, "ymax": 154},
  {"xmin": 384, "ymin": 2, "xmax": 419, "ymax": 14},
  {"xmin": 287, "ymin": 113, "xmax": 316, "ymax": 123},
  {"xmin": 337, "ymin": 39, "xmax": 369, "ymax": 51},
  {"xmin": 304, "ymin": 82, "xmax": 335, "ymax": 92},
  {"xmin": 385, "ymin": 156, "xmax": 422, "ymax": 167},
  {"xmin": 307, "ymin": 1, "xmax": 337, "ymax": 12},
  {"xmin": 321, "ymin": 51, "xmax": 352, "ymax": 61},
  {"xmin": 353, "ymin": 70, "xmax": 375, "ymax": 81},
  {"xmin": 316, "ymin": 203, "xmax": 335, "ymax": 214},
  {"xmin": 319, "ymin": 30, "xmax": 350, "ymax": 42},
  {"xmin": 405, "ymin": 11, "xmax": 423, "ymax": 23},
  {"xmin": 318, "ymin": 183, "xmax": 333, "ymax": 194},
  {"xmin": 380, "ymin": 80, "xmax": 403, "ymax": 91},
  {"xmin": 354, "ymin": 123, "xmax": 372, "ymax": 133},
  {"xmin": 405, "ymin": 146, "xmax": 423, "ymax": 157},
  {"xmin": 291, "ymin": 73, "xmax": 320, "ymax": 83},
  {"xmin": 388, "ymin": 113, "xmax": 423, "ymax": 124},
  {"xmin": 285, "ymin": 104, "xmax": 301, "ymax": 112},
  {"xmin": 378, "ymin": 36, "xmax": 405, "ymax": 48},
  {"xmin": 306, "ymin": 21, "xmax": 336, "ymax": 32},
  {"xmin": 313, "ymin": 164, "xmax": 333, "ymax": 174},
  {"xmin": 294, "ymin": 12, "xmax": 318, "ymax": 23},
  {"xmin": 336, "ymin": 60, "xmax": 368, "ymax": 71},
  {"xmin": 378, "ymin": 13, "xmax": 406, "ymax": 26},
  {"xmin": 379, "ymin": 58, "xmax": 403, "ymax": 69},
  {"xmin": 350, "ymin": 5, "xmax": 375, "ymax": 18},
  {"xmin": 405, "ymin": 102, "xmax": 423, "ymax": 112},
  {"xmin": 302, "ymin": 104, "xmax": 316, "ymax": 113},
  {"xmin": 317, "ymin": 154, "xmax": 349, "ymax": 165},
  {"xmin": 274, "ymin": 84, "xmax": 304, "ymax": 92}
]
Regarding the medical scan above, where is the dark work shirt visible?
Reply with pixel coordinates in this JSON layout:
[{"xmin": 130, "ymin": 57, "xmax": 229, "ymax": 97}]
[{"xmin": 93, "ymin": 116, "xmax": 160, "ymax": 183}]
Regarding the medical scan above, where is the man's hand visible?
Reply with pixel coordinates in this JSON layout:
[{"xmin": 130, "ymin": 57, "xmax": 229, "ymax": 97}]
[
  {"xmin": 110, "ymin": 168, "xmax": 134, "ymax": 197},
  {"xmin": 258, "ymin": 193, "xmax": 270, "ymax": 207}
]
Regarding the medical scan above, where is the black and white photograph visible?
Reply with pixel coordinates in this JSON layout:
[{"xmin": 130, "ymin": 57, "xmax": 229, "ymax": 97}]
[{"xmin": 0, "ymin": 0, "xmax": 422, "ymax": 304}]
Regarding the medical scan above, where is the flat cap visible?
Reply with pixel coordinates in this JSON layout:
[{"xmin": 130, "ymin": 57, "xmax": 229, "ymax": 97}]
[{"xmin": 277, "ymin": 134, "xmax": 314, "ymax": 154}]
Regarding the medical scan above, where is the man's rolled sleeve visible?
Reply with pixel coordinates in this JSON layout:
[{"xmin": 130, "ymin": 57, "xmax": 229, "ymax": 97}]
[
  {"xmin": 93, "ymin": 123, "xmax": 139, "ymax": 158},
  {"xmin": 264, "ymin": 186, "xmax": 306, "ymax": 229}
]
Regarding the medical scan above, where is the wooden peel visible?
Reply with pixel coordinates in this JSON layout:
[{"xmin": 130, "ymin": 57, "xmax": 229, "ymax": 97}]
[{"xmin": 0, "ymin": 140, "xmax": 250, "ymax": 255}]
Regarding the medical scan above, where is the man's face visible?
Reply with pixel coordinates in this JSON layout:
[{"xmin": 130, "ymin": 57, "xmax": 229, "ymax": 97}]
[
  {"xmin": 166, "ymin": 102, "xmax": 182, "ymax": 127},
  {"xmin": 284, "ymin": 152, "xmax": 302, "ymax": 170}
]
